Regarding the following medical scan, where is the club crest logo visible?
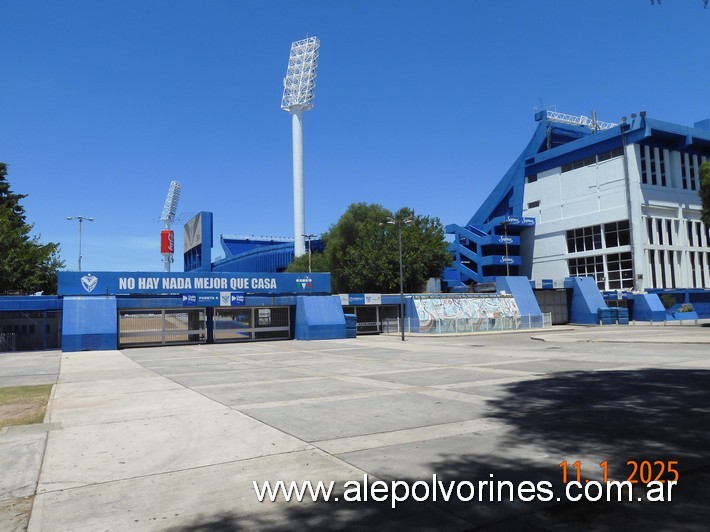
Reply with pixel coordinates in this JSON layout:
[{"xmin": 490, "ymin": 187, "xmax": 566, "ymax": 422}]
[
  {"xmin": 296, "ymin": 276, "xmax": 313, "ymax": 289},
  {"xmin": 81, "ymin": 273, "xmax": 98, "ymax": 293}
]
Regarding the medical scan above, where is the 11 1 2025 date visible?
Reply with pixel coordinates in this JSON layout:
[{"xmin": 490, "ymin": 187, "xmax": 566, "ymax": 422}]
[{"xmin": 560, "ymin": 460, "xmax": 679, "ymax": 484}]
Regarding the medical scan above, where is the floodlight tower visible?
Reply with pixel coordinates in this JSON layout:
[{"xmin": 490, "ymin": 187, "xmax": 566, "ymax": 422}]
[
  {"xmin": 281, "ymin": 36, "xmax": 320, "ymax": 257},
  {"xmin": 159, "ymin": 180, "xmax": 182, "ymax": 272}
]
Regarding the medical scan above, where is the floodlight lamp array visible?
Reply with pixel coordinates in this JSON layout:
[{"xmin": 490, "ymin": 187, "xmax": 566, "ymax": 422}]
[
  {"xmin": 160, "ymin": 180, "xmax": 182, "ymax": 226},
  {"xmin": 281, "ymin": 36, "xmax": 320, "ymax": 111}
]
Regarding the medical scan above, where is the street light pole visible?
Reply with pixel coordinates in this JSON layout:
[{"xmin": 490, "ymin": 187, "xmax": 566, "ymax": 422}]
[
  {"xmin": 302, "ymin": 233, "xmax": 316, "ymax": 273},
  {"xmin": 387, "ymin": 216, "xmax": 413, "ymax": 341},
  {"xmin": 67, "ymin": 216, "xmax": 94, "ymax": 271}
]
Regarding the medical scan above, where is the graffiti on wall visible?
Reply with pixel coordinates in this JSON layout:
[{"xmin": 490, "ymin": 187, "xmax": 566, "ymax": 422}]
[{"xmin": 413, "ymin": 297, "xmax": 520, "ymax": 332}]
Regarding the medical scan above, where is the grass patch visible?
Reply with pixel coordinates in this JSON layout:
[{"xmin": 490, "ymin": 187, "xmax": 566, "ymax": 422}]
[{"xmin": 0, "ymin": 384, "xmax": 53, "ymax": 429}]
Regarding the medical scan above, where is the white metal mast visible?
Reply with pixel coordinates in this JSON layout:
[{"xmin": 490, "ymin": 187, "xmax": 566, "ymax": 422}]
[
  {"xmin": 159, "ymin": 180, "xmax": 182, "ymax": 272},
  {"xmin": 281, "ymin": 36, "xmax": 319, "ymax": 257}
]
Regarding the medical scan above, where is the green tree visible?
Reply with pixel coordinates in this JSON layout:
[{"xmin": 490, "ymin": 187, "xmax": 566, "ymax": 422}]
[
  {"xmin": 700, "ymin": 161, "xmax": 710, "ymax": 228},
  {"xmin": 0, "ymin": 163, "xmax": 64, "ymax": 294},
  {"xmin": 289, "ymin": 203, "xmax": 451, "ymax": 294},
  {"xmin": 285, "ymin": 245, "xmax": 330, "ymax": 273}
]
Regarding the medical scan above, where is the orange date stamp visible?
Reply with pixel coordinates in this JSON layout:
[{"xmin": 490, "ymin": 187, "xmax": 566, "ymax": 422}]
[{"xmin": 560, "ymin": 460, "xmax": 679, "ymax": 484}]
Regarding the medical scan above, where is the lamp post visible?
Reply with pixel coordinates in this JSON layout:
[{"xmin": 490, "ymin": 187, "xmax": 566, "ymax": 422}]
[
  {"xmin": 387, "ymin": 216, "xmax": 413, "ymax": 341},
  {"xmin": 66, "ymin": 216, "xmax": 94, "ymax": 271},
  {"xmin": 302, "ymin": 233, "xmax": 316, "ymax": 272}
]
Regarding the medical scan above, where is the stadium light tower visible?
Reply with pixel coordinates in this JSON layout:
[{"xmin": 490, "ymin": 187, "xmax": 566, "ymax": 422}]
[
  {"xmin": 159, "ymin": 181, "xmax": 182, "ymax": 272},
  {"xmin": 281, "ymin": 36, "xmax": 320, "ymax": 257}
]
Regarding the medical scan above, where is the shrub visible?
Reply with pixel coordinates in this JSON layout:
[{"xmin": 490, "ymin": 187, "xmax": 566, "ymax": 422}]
[{"xmin": 660, "ymin": 293, "xmax": 676, "ymax": 309}]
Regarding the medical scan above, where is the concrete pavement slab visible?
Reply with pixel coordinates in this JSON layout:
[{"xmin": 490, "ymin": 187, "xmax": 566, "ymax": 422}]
[
  {"xmin": 194, "ymin": 378, "xmax": 384, "ymax": 407},
  {"xmin": 261, "ymin": 359, "xmax": 436, "ymax": 376},
  {"xmin": 0, "ymin": 427, "xmax": 48, "ymax": 500},
  {"xmin": 480, "ymin": 359, "xmax": 632, "ymax": 374},
  {"xmin": 0, "ymin": 352, "xmax": 60, "ymax": 388},
  {"xmin": 37, "ymin": 409, "xmax": 309, "ymax": 492},
  {"xmin": 30, "ymin": 449, "xmax": 472, "ymax": 531},
  {"xmin": 241, "ymin": 392, "xmax": 491, "ymax": 442},
  {"xmin": 20, "ymin": 325, "xmax": 710, "ymax": 530},
  {"xmin": 58, "ymin": 351, "xmax": 143, "ymax": 373},
  {"xmin": 48, "ymin": 387, "xmax": 227, "ymax": 426},
  {"xmin": 146, "ymin": 363, "xmax": 249, "ymax": 375},
  {"xmin": 58, "ymin": 367, "xmax": 153, "ymax": 383},
  {"xmin": 52, "ymin": 376, "xmax": 183, "ymax": 399},
  {"xmin": 336, "ymin": 432, "xmax": 566, "ymax": 528},
  {"xmin": 162, "ymin": 367, "xmax": 309, "ymax": 387},
  {"xmin": 356, "ymin": 367, "xmax": 525, "ymax": 387}
]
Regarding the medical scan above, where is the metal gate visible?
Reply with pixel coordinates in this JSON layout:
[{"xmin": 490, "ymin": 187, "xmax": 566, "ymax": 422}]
[
  {"xmin": 0, "ymin": 311, "xmax": 62, "ymax": 351},
  {"xmin": 534, "ymin": 289, "xmax": 569, "ymax": 325},
  {"xmin": 118, "ymin": 308, "xmax": 207, "ymax": 348},
  {"xmin": 341, "ymin": 305, "xmax": 399, "ymax": 334},
  {"xmin": 213, "ymin": 306, "xmax": 290, "ymax": 342}
]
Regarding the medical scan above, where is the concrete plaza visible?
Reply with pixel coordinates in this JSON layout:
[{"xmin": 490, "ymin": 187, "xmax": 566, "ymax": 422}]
[{"xmin": 2, "ymin": 325, "xmax": 710, "ymax": 530}]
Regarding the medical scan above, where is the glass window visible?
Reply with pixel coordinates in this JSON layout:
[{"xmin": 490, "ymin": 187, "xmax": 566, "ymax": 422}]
[
  {"xmin": 606, "ymin": 252, "xmax": 633, "ymax": 290},
  {"xmin": 650, "ymin": 148, "xmax": 658, "ymax": 186},
  {"xmin": 659, "ymin": 150, "xmax": 667, "ymax": 187},
  {"xmin": 604, "ymin": 220, "xmax": 629, "ymax": 249}
]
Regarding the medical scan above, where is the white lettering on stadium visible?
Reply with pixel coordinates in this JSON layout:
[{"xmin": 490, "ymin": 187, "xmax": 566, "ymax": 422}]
[
  {"xmin": 252, "ymin": 278, "xmax": 276, "ymax": 290},
  {"xmin": 192, "ymin": 278, "xmax": 228, "ymax": 290},
  {"xmin": 161, "ymin": 278, "xmax": 193, "ymax": 290},
  {"xmin": 229, "ymin": 278, "xmax": 249, "ymax": 290},
  {"xmin": 116, "ymin": 276, "xmax": 279, "ymax": 292},
  {"xmin": 118, "ymin": 277, "xmax": 135, "ymax": 290}
]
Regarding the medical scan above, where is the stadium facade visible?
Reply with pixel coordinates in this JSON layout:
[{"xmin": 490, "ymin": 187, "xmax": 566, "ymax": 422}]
[
  {"xmin": 4, "ymin": 111, "xmax": 710, "ymax": 353},
  {"xmin": 445, "ymin": 111, "xmax": 710, "ymax": 303}
]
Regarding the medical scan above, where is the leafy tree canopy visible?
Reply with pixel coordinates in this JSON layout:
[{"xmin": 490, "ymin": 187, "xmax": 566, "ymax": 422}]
[
  {"xmin": 0, "ymin": 163, "xmax": 64, "ymax": 294},
  {"xmin": 288, "ymin": 203, "xmax": 451, "ymax": 294},
  {"xmin": 700, "ymin": 161, "xmax": 710, "ymax": 228},
  {"xmin": 285, "ymin": 245, "xmax": 330, "ymax": 274}
]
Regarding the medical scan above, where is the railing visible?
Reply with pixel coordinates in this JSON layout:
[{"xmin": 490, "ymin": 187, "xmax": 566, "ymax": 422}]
[
  {"xmin": 546, "ymin": 111, "xmax": 617, "ymax": 131},
  {"xmin": 0, "ymin": 333, "xmax": 17, "ymax": 352},
  {"xmin": 382, "ymin": 314, "xmax": 552, "ymax": 335}
]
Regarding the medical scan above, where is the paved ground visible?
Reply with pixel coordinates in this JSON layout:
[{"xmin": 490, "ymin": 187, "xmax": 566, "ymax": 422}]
[
  {"xmin": 0, "ymin": 351, "xmax": 60, "ymax": 531},
  {"xmin": 2, "ymin": 324, "xmax": 710, "ymax": 530}
]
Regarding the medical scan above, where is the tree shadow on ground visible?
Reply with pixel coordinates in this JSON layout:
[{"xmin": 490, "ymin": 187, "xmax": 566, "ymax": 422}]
[
  {"xmin": 429, "ymin": 368, "xmax": 710, "ymax": 530},
  {"xmin": 487, "ymin": 368, "xmax": 710, "ymax": 462},
  {"xmin": 173, "ymin": 368, "xmax": 710, "ymax": 531}
]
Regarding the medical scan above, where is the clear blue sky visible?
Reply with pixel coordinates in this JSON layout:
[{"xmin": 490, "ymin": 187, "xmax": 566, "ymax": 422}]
[{"xmin": 2, "ymin": 0, "xmax": 709, "ymax": 272}]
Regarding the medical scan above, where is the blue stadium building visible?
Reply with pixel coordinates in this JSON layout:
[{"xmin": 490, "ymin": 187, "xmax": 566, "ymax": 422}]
[{"xmin": 446, "ymin": 110, "xmax": 710, "ymax": 318}]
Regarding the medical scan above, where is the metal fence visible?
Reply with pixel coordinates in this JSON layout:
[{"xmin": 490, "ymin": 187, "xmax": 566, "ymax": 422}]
[
  {"xmin": 382, "ymin": 313, "xmax": 552, "ymax": 335},
  {"xmin": 0, "ymin": 332, "xmax": 17, "ymax": 352}
]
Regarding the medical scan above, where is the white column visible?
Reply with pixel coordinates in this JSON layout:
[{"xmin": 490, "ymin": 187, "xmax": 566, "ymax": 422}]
[
  {"xmin": 678, "ymin": 209, "xmax": 690, "ymax": 288},
  {"xmin": 625, "ymin": 143, "xmax": 646, "ymax": 291},
  {"xmin": 291, "ymin": 107, "xmax": 306, "ymax": 257}
]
